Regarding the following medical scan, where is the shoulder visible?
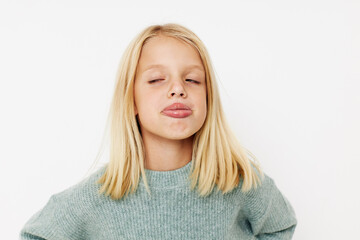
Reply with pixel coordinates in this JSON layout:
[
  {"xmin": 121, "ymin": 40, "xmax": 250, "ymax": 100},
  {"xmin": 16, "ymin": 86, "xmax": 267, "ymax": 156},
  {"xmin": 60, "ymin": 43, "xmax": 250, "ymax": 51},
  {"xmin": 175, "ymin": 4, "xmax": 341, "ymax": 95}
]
[
  {"xmin": 238, "ymin": 170, "xmax": 297, "ymax": 230},
  {"xmin": 234, "ymin": 160, "xmax": 274, "ymax": 199},
  {"xmin": 244, "ymin": 171, "xmax": 275, "ymax": 199},
  {"xmin": 20, "ymin": 165, "xmax": 108, "ymax": 239},
  {"xmin": 49, "ymin": 166, "xmax": 107, "ymax": 217},
  {"xmin": 51, "ymin": 164, "xmax": 108, "ymax": 208},
  {"xmin": 235, "ymin": 169, "xmax": 276, "ymax": 204}
]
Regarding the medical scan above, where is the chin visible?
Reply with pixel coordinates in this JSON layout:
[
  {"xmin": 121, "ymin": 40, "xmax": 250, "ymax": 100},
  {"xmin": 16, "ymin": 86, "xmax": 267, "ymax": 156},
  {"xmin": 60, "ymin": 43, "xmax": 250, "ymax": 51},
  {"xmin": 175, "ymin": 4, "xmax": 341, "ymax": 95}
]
[{"xmin": 164, "ymin": 131, "xmax": 195, "ymax": 140}]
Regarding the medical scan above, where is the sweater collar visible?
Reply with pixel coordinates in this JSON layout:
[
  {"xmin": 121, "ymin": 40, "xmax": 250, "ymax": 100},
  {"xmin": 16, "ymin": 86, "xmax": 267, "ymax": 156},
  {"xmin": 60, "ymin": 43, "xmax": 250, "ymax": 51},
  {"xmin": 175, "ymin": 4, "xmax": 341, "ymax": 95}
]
[{"xmin": 139, "ymin": 160, "xmax": 192, "ymax": 189}]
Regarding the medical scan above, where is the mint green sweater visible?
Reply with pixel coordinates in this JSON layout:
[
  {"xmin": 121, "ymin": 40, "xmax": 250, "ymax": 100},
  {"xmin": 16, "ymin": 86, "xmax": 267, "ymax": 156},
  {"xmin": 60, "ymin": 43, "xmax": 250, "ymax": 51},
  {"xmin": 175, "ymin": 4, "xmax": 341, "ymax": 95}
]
[{"xmin": 20, "ymin": 161, "xmax": 297, "ymax": 239}]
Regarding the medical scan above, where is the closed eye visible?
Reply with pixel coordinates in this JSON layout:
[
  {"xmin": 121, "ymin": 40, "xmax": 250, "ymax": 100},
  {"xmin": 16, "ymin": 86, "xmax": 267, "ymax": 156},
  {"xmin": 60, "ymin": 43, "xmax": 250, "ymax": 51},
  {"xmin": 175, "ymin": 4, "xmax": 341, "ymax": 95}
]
[
  {"xmin": 148, "ymin": 79, "xmax": 163, "ymax": 83},
  {"xmin": 186, "ymin": 79, "xmax": 200, "ymax": 84},
  {"xmin": 148, "ymin": 79, "xmax": 200, "ymax": 84}
]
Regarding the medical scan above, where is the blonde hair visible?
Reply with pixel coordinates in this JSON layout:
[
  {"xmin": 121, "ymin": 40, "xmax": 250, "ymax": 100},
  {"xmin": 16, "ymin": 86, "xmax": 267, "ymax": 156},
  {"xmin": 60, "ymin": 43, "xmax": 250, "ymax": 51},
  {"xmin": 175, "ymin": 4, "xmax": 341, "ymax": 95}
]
[{"xmin": 92, "ymin": 23, "xmax": 263, "ymax": 200}]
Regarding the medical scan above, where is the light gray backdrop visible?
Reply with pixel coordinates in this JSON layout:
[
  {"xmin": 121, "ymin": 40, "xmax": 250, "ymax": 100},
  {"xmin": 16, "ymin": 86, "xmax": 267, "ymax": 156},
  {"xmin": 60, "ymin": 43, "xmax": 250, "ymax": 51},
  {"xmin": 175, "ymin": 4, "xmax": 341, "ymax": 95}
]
[{"xmin": 1, "ymin": 0, "xmax": 358, "ymax": 239}]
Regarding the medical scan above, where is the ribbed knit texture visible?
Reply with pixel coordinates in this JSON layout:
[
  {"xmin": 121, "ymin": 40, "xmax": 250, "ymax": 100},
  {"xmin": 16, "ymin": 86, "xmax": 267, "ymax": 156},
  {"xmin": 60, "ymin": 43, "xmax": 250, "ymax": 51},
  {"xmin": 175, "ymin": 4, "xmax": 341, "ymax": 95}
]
[{"xmin": 20, "ymin": 161, "xmax": 297, "ymax": 240}]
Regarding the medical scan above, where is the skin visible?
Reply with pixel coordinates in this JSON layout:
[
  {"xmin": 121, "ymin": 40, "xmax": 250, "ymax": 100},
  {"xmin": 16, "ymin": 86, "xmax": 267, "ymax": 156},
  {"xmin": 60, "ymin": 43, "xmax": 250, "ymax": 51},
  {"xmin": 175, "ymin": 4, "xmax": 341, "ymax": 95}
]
[{"xmin": 133, "ymin": 35, "xmax": 207, "ymax": 171}]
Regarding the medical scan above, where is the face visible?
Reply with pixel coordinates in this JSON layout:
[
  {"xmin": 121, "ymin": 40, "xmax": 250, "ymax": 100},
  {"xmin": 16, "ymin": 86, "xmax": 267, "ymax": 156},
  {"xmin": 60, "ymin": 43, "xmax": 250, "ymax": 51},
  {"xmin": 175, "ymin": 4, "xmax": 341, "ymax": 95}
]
[{"xmin": 134, "ymin": 35, "xmax": 207, "ymax": 141}]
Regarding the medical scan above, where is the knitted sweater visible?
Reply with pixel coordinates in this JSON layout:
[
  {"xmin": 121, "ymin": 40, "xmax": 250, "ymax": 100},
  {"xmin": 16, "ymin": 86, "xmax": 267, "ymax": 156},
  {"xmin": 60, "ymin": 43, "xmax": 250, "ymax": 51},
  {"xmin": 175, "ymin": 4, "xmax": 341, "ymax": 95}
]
[{"xmin": 20, "ymin": 161, "xmax": 297, "ymax": 239}]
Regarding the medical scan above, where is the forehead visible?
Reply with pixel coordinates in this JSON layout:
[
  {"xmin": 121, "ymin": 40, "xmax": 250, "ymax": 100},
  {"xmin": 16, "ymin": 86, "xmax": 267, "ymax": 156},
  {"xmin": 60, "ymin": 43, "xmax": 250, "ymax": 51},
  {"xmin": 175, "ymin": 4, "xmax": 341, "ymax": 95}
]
[
  {"xmin": 142, "ymin": 64, "xmax": 204, "ymax": 73},
  {"xmin": 137, "ymin": 36, "xmax": 205, "ymax": 73}
]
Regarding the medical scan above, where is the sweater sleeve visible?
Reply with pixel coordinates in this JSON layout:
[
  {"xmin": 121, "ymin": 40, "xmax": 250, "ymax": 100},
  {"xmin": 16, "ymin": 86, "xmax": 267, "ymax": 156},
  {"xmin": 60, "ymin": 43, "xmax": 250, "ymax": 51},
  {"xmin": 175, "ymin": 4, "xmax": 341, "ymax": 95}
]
[
  {"xmin": 241, "ymin": 173, "xmax": 297, "ymax": 239},
  {"xmin": 19, "ymin": 193, "xmax": 87, "ymax": 240}
]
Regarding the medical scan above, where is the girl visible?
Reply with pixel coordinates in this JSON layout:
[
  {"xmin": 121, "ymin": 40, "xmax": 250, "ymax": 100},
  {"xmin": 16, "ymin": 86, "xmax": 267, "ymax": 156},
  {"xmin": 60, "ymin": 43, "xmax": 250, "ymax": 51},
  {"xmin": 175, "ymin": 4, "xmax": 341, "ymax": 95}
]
[{"xmin": 20, "ymin": 23, "xmax": 297, "ymax": 240}]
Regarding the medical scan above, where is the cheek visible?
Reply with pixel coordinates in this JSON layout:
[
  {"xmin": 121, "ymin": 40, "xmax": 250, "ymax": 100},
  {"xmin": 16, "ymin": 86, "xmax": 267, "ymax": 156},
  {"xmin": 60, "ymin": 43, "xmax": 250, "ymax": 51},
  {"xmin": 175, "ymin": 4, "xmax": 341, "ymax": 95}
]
[
  {"xmin": 133, "ymin": 85, "xmax": 140, "ymax": 106},
  {"xmin": 199, "ymin": 89, "xmax": 207, "ymax": 109},
  {"xmin": 136, "ymin": 93, "xmax": 159, "ymax": 113},
  {"xmin": 134, "ymin": 87, "xmax": 148, "ymax": 109},
  {"xmin": 201, "ymin": 91, "xmax": 208, "ymax": 118}
]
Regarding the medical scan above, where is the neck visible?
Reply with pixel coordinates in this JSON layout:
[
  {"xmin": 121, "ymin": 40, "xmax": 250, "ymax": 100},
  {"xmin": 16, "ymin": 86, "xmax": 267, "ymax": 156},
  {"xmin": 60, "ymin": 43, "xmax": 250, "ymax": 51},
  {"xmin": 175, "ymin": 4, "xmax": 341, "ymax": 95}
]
[{"xmin": 142, "ymin": 134, "xmax": 194, "ymax": 171}]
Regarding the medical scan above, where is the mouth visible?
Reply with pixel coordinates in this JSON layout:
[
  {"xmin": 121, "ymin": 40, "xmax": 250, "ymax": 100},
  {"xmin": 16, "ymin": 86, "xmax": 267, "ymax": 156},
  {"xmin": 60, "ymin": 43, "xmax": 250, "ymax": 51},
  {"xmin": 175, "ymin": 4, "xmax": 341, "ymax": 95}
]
[
  {"xmin": 163, "ymin": 102, "xmax": 191, "ymax": 111},
  {"xmin": 161, "ymin": 109, "xmax": 192, "ymax": 118},
  {"xmin": 161, "ymin": 102, "xmax": 192, "ymax": 118}
]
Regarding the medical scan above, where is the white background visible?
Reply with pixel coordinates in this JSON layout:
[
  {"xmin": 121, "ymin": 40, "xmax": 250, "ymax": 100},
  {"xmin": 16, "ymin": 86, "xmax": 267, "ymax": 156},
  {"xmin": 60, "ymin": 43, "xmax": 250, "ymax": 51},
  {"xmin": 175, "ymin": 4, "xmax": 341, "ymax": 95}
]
[{"xmin": 1, "ymin": 0, "xmax": 359, "ymax": 239}]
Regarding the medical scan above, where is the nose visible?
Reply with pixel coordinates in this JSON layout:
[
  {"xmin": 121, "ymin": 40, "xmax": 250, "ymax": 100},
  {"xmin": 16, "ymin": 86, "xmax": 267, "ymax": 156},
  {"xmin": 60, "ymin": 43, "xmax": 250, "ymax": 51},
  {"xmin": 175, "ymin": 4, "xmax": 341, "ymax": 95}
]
[
  {"xmin": 167, "ymin": 78, "xmax": 187, "ymax": 98},
  {"xmin": 169, "ymin": 92, "xmax": 185, "ymax": 97}
]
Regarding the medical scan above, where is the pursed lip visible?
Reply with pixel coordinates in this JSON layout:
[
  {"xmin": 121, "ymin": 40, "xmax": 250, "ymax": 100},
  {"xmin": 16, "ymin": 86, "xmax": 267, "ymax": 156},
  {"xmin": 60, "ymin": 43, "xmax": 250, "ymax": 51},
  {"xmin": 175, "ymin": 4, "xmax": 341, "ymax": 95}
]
[{"xmin": 162, "ymin": 102, "xmax": 191, "ymax": 111}]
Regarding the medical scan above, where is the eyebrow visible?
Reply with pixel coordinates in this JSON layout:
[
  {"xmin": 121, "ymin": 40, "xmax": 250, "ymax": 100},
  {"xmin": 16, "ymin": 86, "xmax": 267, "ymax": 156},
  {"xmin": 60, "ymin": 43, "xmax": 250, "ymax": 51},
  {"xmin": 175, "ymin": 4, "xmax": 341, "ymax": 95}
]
[{"xmin": 143, "ymin": 64, "xmax": 204, "ymax": 72}]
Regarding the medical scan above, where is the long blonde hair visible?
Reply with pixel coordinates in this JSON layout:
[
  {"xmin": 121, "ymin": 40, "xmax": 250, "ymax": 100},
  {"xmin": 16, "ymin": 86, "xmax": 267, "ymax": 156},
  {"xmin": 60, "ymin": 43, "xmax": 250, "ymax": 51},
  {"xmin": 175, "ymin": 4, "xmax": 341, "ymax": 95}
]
[{"xmin": 92, "ymin": 23, "xmax": 263, "ymax": 200}]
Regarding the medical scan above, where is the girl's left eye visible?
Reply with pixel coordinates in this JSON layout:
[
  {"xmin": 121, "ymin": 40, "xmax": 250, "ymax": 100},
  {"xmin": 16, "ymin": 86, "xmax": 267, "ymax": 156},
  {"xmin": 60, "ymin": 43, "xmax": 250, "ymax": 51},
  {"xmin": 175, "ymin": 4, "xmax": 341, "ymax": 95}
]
[
  {"xmin": 148, "ymin": 79, "xmax": 200, "ymax": 84},
  {"xmin": 186, "ymin": 79, "xmax": 200, "ymax": 84}
]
